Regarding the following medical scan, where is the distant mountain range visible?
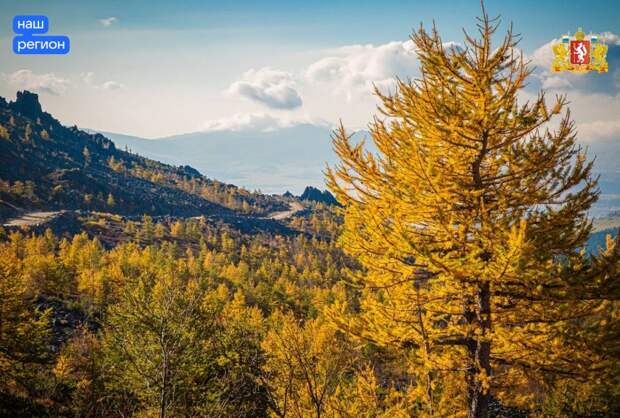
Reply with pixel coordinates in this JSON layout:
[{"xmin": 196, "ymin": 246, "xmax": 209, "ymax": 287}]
[
  {"xmin": 99, "ymin": 126, "xmax": 620, "ymax": 217},
  {"xmin": 97, "ymin": 125, "xmax": 339, "ymax": 196}
]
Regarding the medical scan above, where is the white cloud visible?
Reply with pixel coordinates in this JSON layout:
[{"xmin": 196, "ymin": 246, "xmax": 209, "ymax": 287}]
[
  {"xmin": 99, "ymin": 17, "xmax": 118, "ymax": 27},
  {"xmin": 81, "ymin": 71, "xmax": 95, "ymax": 85},
  {"xmin": 81, "ymin": 72, "xmax": 123, "ymax": 91},
  {"xmin": 2, "ymin": 69, "xmax": 70, "ymax": 95},
  {"xmin": 577, "ymin": 120, "xmax": 620, "ymax": 142},
  {"xmin": 304, "ymin": 40, "xmax": 418, "ymax": 100},
  {"xmin": 227, "ymin": 67, "xmax": 302, "ymax": 109},
  {"xmin": 201, "ymin": 112, "xmax": 325, "ymax": 133},
  {"xmin": 101, "ymin": 80, "xmax": 123, "ymax": 90},
  {"xmin": 217, "ymin": 35, "xmax": 620, "ymax": 142},
  {"xmin": 541, "ymin": 76, "xmax": 572, "ymax": 90},
  {"xmin": 303, "ymin": 40, "xmax": 462, "ymax": 101},
  {"xmin": 530, "ymin": 38, "xmax": 558, "ymax": 70}
]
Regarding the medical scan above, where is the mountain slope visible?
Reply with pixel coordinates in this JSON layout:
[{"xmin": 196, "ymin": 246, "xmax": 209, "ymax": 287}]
[{"xmin": 0, "ymin": 91, "xmax": 286, "ymax": 221}]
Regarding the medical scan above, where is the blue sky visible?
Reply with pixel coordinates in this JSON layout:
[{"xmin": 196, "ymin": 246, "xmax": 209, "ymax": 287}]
[
  {"xmin": 1, "ymin": 0, "xmax": 620, "ymax": 138},
  {"xmin": 2, "ymin": 0, "xmax": 618, "ymax": 49}
]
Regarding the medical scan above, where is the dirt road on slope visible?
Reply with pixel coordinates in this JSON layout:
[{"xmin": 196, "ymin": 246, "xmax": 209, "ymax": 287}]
[
  {"xmin": 266, "ymin": 201, "xmax": 304, "ymax": 221},
  {"xmin": 3, "ymin": 211, "xmax": 63, "ymax": 227}
]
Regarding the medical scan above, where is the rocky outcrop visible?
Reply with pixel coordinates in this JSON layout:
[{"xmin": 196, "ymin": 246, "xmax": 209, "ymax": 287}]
[{"xmin": 300, "ymin": 186, "xmax": 340, "ymax": 206}]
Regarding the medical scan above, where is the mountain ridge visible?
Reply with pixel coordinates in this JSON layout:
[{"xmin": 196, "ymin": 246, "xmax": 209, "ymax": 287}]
[{"xmin": 0, "ymin": 91, "xmax": 288, "ymax": 222}]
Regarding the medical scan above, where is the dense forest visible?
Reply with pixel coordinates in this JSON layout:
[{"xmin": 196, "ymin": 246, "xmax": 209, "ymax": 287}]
[
  {"xmin": 0, "ymin": 212, "xmax": 358, "ymax": 417},
  {"xmin": 1, "ymin": 210, "xmax": 618, "ymax": 417},
  {"xmin": 2, "ymin": 9, "xmax": 620, "ymax": 418}
]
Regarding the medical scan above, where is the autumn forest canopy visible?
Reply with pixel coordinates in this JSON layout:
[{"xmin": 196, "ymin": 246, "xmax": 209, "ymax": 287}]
[{"xmin": 1, "ymin": 9, "xmax": 620, "ymax": 418}]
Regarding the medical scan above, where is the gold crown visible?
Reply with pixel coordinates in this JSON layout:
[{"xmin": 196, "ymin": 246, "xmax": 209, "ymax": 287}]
[{"xmin": 574, "ymin": 28, "xmax": 586, "ymax": 40}]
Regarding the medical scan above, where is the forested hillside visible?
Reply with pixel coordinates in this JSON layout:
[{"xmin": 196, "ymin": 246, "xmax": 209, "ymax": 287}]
[{"xmin": 0, "ymin": 91, "xmax": 287, "ymax": 221}]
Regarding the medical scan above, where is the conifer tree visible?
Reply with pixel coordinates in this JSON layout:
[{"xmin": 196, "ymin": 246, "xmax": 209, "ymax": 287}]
[
  {"xmin": 54, "ymin": 328, "xmax": 108, "ymax": 417},
  {"xmin": 327, "ymin": 8, "xmax": 620, "ymax": 417},
  {"xmin": 261, "ymin": 311, "xmax": 354, "ymax": 418},
  {"xmin": 0, "ymin": 123, "xmax": 9, "ymax": 140},
  {"xmin": 106, "ymin": 193, "xmax": 115, "ymax": 208},
  {"xmin": 0, "ymin": 235, "xmax": 52, "ymax": 411},
  {"xmin": 104, "ymin": 273, "xmax": 217, "ymax": 418}
]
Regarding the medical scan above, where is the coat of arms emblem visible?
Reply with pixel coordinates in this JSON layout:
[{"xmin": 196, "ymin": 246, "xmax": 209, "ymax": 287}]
[{"xmin": 552, "ymin": 28, "xmax": 608, "ymax": 73}]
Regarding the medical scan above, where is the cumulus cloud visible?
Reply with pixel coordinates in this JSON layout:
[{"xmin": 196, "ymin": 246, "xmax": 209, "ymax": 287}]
[
  {"xmin": 218, "ymin": 36, "xmax": 620, "ymax": 141},
  {"xmin": 201, "ymin": 112, "xmax": 325, "ymax": 133},
  {"xmin": 305, "ymin": 40, "xmax": 418, "ymax": 100},
  {"xmin": 81, "ymin": 72, "xmax": 95, "ymax": 85},
  {"xmin": 102, "ymin": 80, "xmax": 123, "ymax": 90},
  {"xmin": 99, "ymin": 17, "xmax": 118, "ymax": 27},
  {"xmin": 227, "ymin": 67, "xmax": 302, "ymax": 109},
  {"xmin": 2, "ymin": 69, "xmax": 70, "ymax": 95},
  {"xmin": 303, "ymin": 40, "xmax": 462, "ymax": 101},
  {"xmin": 81, "ymin": 72, "xmax": 123, "ymax": 91},
  {"xmin": 541, "ymin": 76, "xmax": 572, "ymax": 90},
  {"xmin": 577, "ymin": 120, "xmax": 620, "ymax": 142}
]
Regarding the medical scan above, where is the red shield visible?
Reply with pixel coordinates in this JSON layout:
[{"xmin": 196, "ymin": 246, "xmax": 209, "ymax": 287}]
[{"xmin": 570, "ymin": 40, "xmax": 590, "ymax": 64}]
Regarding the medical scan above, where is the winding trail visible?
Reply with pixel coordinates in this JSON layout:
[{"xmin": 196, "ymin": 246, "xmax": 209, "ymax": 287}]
[
  {"xmin": 2, "ymin": 200, "xmax": 304, "ymax": 228},
  {"xmin": 3, "ymin": 211, "xmax": 63, "ymax": 227},
  {"xmin": 266, "ymin": 201, "xmax": 304, "ymax": 220}
]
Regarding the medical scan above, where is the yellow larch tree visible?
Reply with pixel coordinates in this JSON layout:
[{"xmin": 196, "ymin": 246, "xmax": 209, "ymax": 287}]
[
  {"xmin": 261, "ymin": 311, "xmax": 354, "ymax": 418},
  {"xmin": 326, "ymin": 9, "xmax": 620, "ymax": 418}
]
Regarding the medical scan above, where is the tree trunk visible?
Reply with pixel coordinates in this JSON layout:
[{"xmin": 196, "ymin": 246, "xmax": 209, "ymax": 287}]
[
  {"xmin": 466, "ymin": 375, "xmax": 490, "ymax": 418},
  {"xmin": 160, "ymin": 372, "xmax": 167, "ymax": 418},
  {"xmin": 415, "ymin": 280, "xmax": 434, "ymax": 416},
  {"xmin": 160, "ymin": 345, "xmax": 169, "ymax": 418},
  {"xmin": 466, "ymin": 281, "xmax": 492, "ymax": 418}
]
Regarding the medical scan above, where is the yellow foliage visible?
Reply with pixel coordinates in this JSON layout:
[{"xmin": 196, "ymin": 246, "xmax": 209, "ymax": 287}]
[
  {"xmin": 262, "ymin": 311, "xmax": 354, "ymax": 417},
  {"xmin": 326, "ymin": 9, "xmax": 620, "ymax": 416}
]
